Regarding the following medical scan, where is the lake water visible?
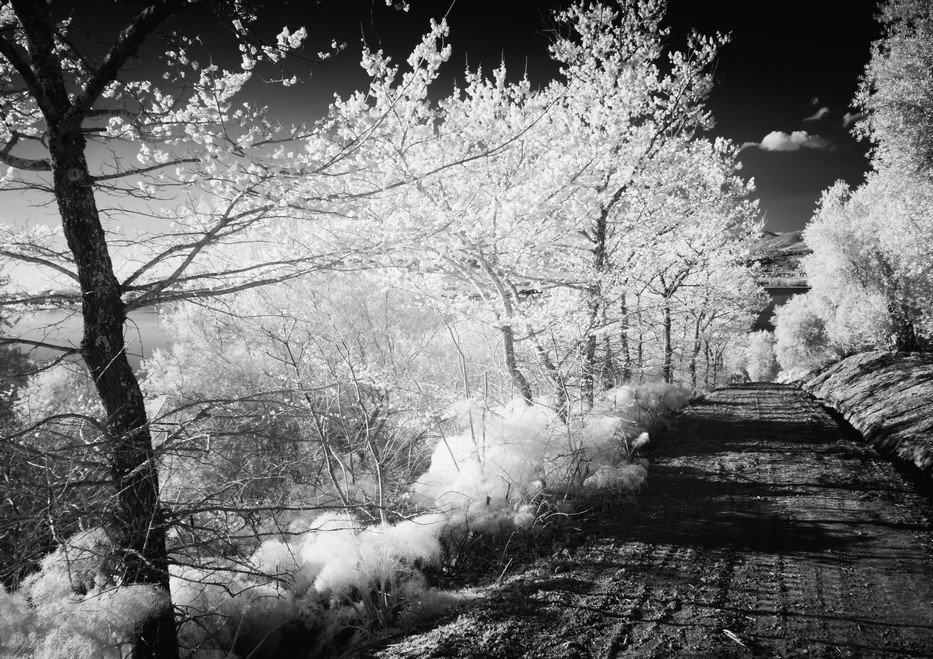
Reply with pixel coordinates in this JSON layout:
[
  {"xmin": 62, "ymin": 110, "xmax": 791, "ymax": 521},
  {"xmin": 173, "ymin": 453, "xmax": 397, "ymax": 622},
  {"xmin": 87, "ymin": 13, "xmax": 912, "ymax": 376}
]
[{"xmin": 9, "ymin": 307, "xmax": 171, "ymax": 371}]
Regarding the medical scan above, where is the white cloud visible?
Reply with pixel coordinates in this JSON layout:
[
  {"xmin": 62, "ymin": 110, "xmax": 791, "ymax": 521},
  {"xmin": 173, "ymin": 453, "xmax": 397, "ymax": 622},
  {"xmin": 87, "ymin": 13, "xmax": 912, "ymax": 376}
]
[
  {"xmin": 758, "ymin": 130, "xmax": 831, "ymax": 152},
  {"xmin": 843, "ymin": 111, "xmax": 867, "ymax": 127},
  {"xmin": 803, "ymin": 106, "xmax": 830, "ymax": 122}
]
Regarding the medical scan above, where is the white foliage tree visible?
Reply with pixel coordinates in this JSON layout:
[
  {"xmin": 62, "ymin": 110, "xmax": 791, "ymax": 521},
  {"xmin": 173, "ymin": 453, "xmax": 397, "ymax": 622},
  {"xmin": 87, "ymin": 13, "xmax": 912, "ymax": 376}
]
[
  {"xmin": 773, "ymin": 293, "xmax": 839, "ymax": 377},
  {"xmin": 0, "ymin": 2, "xmax": 409, "ymax": 656},
  {"xmin": 804, "ymin": 173, "xmax": 933, "ymax": 352},
  {"xmin": 801, "ymin": 0, "xmax": 933, "ymax": 357},
  {"xmin": 744, "ymin": 330, "xmax": 778, "ymax": 382},
  {"xmin": 855, "ymin": 0, "xmax": 933, "ymax": 175}
]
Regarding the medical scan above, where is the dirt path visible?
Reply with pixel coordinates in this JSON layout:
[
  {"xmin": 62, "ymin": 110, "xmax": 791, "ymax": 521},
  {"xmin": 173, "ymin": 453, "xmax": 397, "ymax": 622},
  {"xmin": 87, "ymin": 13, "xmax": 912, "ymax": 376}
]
[{"xmin": 373, "ymin": 383, "xmax": 933, "ymax": 658}]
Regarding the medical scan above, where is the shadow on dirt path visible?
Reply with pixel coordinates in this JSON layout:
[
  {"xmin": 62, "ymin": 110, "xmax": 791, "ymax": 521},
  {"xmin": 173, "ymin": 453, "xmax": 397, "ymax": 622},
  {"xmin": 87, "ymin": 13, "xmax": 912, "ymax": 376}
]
[{"xmin": 373, "ymin": 383, "xmax": 933, "ymax": 658}]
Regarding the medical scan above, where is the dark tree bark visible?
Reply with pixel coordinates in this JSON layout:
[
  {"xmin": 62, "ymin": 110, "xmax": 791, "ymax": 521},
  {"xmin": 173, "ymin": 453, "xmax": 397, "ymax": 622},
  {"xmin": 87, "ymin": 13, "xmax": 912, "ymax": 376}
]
[
  {"xmin": 888, "ymin": 299, "xmax": 920, "ymax": 352},
  {"xmin": 636, "ymin": 324, "xmax": 644, "ymax": 382},
  {"xmin": 656, "ymin": 269, "xmax": 691, "ymax": 386},
  {"xmin": 474, "ymin": 257, "xmax": 535, "ymax": 405},
  {"xmin": 661, "ymin": 277, "xmax": 674, "ymax": 384},
  {"xmin": 581, "ymin": 205, "xmax": 608, "ymax": 408},
  {"xmin": 601, "ymin": 334, "xmax": 617, "ymax": 390},
  {"xmin": 661, "ymin": 293, "xmax": 673, "ymax": 384},
  {"xmin": 533, "ymin": 340, "xmax": 569, "ymax": 421},
  {"xmin": 619, "ymin": 293, "xmax": 632, "ymax": 384},
  {"xmin": 689, "ymin": 312, "xmax": 704, "ymax": 391},
  {"xmin": 501, "ymin": 324, "xmax": 534, "ymax": 404},
  {"xmin": 875, "ymin": 256, "xmax": 921, "ymax": 353},
  {"xmin": 0, "ymin": 3, "xmax": 206, "ymax": 657},
  {"xmin": 51, "ymin": 130, "xmax": 178, "ymax": 659},
  {"xmin": 581, "ymin": 332, "xmax": 597, "ymax": 408},
  {"xmin": 712, "ymin": 346, "xmax": 724, "ymax": 387}
]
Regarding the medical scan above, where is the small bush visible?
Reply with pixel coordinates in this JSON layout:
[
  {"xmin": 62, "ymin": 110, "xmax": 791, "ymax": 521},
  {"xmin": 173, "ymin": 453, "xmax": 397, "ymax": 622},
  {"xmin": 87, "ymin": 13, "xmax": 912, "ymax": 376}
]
[
  {"xmin": 0, "ymin": 529, "xmax": 167, "ymax": 659},
  {"xmin": 412, "ymin": 382, "xmax": 687, "ymax": 531}
]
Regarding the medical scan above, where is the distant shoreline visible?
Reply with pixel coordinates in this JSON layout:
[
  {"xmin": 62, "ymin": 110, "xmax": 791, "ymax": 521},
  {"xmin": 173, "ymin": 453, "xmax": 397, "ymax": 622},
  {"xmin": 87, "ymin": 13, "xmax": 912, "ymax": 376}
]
[{"xmin": 8, "ymin": 306, "xmax": 171, "ymax": 372}]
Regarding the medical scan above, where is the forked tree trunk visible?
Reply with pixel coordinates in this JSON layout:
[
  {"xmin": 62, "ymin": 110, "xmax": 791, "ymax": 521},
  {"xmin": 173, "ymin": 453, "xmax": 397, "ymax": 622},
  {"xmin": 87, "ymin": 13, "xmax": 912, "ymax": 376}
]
[
  {"xmin": 501, "ymin": 324, "xmax": 534, "ymax": 404},
  {"xmin": 533, "ymin": 340, "xmax": 569, "ymax": 421},
  {"xmin": 473, "ymin": 258, "xmax": 534, "ymax": 405}
]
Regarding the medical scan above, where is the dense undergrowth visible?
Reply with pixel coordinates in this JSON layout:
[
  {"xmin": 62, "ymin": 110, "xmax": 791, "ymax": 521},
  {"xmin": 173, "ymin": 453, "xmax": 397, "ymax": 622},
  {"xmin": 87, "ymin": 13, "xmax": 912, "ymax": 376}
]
[{"xmin": 0, "ymin": 383, "xmax": 688, "ymax": 659}]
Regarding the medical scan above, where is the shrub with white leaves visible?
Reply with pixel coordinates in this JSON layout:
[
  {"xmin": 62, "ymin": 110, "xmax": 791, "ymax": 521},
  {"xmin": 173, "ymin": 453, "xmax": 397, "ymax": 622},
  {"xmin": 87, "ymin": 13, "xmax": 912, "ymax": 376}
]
[{"xmin": 412, "ymin": 382, "xmax": 688, "ymax": 530}]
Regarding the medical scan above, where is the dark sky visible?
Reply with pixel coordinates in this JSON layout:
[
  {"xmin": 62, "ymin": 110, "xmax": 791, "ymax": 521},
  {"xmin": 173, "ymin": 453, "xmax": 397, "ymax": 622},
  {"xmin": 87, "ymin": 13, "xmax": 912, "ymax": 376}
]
[
  {"xmin": 266, "ymin": 0, "xmax": 883, "ymax": 234},
  {"xmin": 666, "ymin": 1, "xmax": 882, "ymax": 233},
  {"xmin": 5, "ymin": 0, "xmax": 885, "ymax": 260}
]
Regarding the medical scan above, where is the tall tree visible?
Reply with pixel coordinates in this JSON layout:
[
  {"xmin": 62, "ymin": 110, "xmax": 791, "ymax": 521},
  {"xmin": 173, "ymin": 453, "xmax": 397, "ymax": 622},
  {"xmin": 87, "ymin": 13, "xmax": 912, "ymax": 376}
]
[
  {"xmin": 855, "ymin": 0, "xmax": 933, "ymax": 175},
  {"xmin": 804, "ymin": 173, "xmax": 933, "ymax": 352},
  {"xmin": 0, "ymin": 2, "xmax": 342, "ymax": 656},
  {"xmin": 545, "ymin": 0, "xmax": 725, "ymax": 402},
  {"xmin": 801, "ymin": 0, "xmax": 933, "ymax": 355}
]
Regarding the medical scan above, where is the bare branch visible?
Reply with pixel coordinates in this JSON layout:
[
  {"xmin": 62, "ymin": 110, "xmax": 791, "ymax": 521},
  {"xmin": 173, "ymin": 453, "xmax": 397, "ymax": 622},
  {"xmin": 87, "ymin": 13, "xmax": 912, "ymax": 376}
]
[
  {"xmin": 0, "ymin": 21, "xmax": 43, "ymax": 105},
  {"xmin": 0, "ymin": 131, "xmax": 51, "ymax": 171},
  {"xmin": 90, "ymin": 157, "xmax": 199, "ymax": 183},
  {"xmin": 0, "ymin": 248, "xmax": 78, "ymax": 282},
  {"xmin": 0, "ymin": 292, "xmax": 81, "ymax": 307},
  {"xmin": 64, "ymin": 0, "xmax": 210, "ymax": 131},
  {"xmin": 124, "ymin": 253, "xmax": 350, "ymax": 311},
  {"xmin": 0, "ymin": 337, "xmax": 78, "ymax": 354}
]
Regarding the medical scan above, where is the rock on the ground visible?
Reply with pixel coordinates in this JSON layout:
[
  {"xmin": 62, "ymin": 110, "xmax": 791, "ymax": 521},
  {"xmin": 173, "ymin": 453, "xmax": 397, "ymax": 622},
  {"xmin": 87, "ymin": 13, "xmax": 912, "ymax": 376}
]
[{"xmin": 799, "ymin": 350, "xmax": 933, "ymax": 474}]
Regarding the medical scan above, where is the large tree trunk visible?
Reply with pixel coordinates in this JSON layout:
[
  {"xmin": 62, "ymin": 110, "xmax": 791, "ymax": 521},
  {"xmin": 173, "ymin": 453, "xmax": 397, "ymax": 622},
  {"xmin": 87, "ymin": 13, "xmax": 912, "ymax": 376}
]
[
  {"xmin": 661, "ymin": 294, "xmax": 673, "ymax": 384},
  {"xmin": 619, "ymin": 293, "xmax": 631, "ymax": 384},
  {"xmin": 581, "ymin": 333, "xmax": 597, "ymax": 408},
  {"xmin": 582, "ymin": 201, "xmax": 610, "ymax": 409},
  {"xmin": 51, "ymin": 129, "xmax": 178, "ymax": 659},
  {"xmin": 8, "ymin": 3, "xmax": 180, "ymax": 654},
  {"xmin": 636, "ymin": 328, "xmax": 644, "ymax": 383}
]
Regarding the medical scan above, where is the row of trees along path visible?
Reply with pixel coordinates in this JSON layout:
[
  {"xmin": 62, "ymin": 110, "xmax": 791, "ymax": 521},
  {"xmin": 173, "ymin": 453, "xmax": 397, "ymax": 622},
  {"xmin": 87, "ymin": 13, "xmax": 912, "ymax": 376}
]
[{"xmin": 373, "ymin": 383, "xmax": 933, "ymax": 658}]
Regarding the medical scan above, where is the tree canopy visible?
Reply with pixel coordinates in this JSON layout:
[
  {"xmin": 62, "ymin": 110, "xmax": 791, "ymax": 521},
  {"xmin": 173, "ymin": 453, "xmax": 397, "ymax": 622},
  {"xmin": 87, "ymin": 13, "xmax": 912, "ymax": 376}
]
[{"xmin": 0, "ymin": 2, "xmax": 766, "ymax": 656}]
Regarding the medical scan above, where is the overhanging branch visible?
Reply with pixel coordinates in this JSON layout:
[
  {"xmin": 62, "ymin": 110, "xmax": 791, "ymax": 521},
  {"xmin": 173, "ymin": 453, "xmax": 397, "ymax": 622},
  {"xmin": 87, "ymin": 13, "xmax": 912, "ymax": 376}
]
[{"xmin": 0, "ymin": 132, "xmax": 51, "ymax": 171}]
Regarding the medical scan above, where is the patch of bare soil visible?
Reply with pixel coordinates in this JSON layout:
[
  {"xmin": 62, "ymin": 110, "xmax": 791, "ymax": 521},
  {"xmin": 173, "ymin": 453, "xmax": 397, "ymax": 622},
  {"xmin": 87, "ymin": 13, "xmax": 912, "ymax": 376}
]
[{"xmin": 368, "ymin": 383, "xmax": 933, "ymax": 658}]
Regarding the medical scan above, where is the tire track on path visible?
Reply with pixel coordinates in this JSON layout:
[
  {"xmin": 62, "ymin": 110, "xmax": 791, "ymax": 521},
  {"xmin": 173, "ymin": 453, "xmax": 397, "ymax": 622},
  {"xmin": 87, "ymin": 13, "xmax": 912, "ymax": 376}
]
[{"xmin": 374, "ymin": 383, "xmax": 933, "ymax": 658}]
